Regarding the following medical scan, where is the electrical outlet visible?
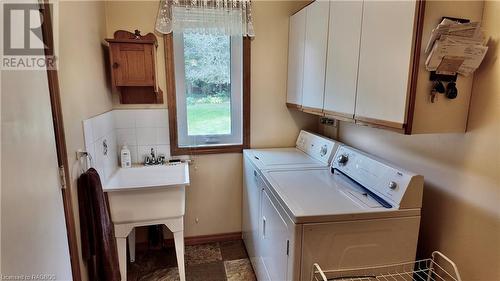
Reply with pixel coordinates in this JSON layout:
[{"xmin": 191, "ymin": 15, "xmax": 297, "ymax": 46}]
[{"xmin": 320, "ymin": 117, "xmax": 338, "ymax": 127}]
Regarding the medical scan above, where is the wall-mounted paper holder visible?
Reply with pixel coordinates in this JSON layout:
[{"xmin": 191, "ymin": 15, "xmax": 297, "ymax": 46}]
[
  {"xmin": 427, "ymin": 17, "xmax": 472, "ymax": 102},
  {"xmin": 428, "ymin": 17, "xmax": 470, "ymax": 84}
]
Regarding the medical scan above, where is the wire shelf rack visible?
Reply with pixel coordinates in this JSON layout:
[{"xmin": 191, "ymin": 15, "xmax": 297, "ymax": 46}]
[{"xmin": 311, "ymin": 251, "xmax": 462, "ymax": 281}]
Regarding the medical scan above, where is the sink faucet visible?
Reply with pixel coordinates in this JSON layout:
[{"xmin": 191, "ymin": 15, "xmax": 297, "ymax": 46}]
[
  {"xmin": 144, "ymin": 148, "xmax": 155, "ymax": 165},
  {"xmin": 150, "ymin": 147, "xmax": 156, "ymax": 162},
  {"xmin": 144, "ymin": 147, "xmax": 166, "ymax": 166}
]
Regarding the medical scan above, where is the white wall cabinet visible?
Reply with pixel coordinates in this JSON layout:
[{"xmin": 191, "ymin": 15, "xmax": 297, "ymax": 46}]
[
  {"xmin": 286, "ymin": 8, "xmax": 306, "ymax": 108},
  {"xmin": 286, "ymin": 1, "xmax": 329, "ymax": 111},
  {"xmin": 287, "ymin": 1, "xmax": 480, "ymax": 134},
  {"xmin": 287, "ymin": 0, "xmax": 418, "ymax": 130},
  {"xmin": 302, "ymin": 0, "xmax": 329, "ymax": 111},
  {"xmin": 287, "ymin": 0, "xmax": 419, "ymax": 131},
  {"xmin": 355, "ymin": 0, "xmax": 417, "ymax": 128},
  {"xmin": 323, "ymin": 0, "xmax": 363, "ymax": 119}
]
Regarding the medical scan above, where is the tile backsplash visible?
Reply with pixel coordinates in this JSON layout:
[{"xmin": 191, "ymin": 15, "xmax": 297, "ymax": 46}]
[{"xmin": 83, "ymin": 109, "xmax": 170, "ymax": 181}]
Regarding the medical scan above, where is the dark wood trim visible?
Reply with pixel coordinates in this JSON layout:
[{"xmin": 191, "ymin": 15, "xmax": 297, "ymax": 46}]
[
  {"xmin": 286, "ymin": 102, "xmax": 302, "ymax": 110},
  {"xmin": 404, "ymin": 0, "xmax": 426, "ymax": 135},
  {"xmin": 291, "ymin": 0, "xmax": 315, "ymax": 16},
  {"xmin": 355, "ymin": 115, "xmax": 405, "ymax": 131},
  {"xmin": 39, "ymin": 2, "xmax": 81, "ymax": 280},
  {"xmin": 136, "ymin": 232, "xmax": 242, "ymax": 251},
  {"xmin": 105, "ymin": 30, "xmax": 158, "ymax": 46},
  {"xmin": 164, "ymin": 34, "xmax": 251, "ymax": 156},
  {"xmin": 301, "ymin": 106, "xmax": 324, "ymax": 116},
  {"xmin": 323, "ymin": 109, "xmax": 355, "ymax": 122},
  {"xmin": 105, "ymin": 39, "xmax": 157, "ymax": 45},
  {"xmin": 183, "ymin": 231, "xmax": 242, "ymax": 246},
  {"xmin": 164, "ymin": 33, "xmax": 179, "ymax": 152},
  {"xmin": 242, "ymin": 37, "xmax": 251, "ymax": 149},
  {"xmin": 355, "ymin": 120, "xmax": 405, "ymax": 134},
  {"xmin": 171, "ymin": 144, "xmax": 246, "ymax": 156}
]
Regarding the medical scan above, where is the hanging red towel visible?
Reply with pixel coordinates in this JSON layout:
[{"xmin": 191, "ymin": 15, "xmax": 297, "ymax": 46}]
[{"xmin": 78, "ymin": 168, "xmax": 121, "ymax": 281}]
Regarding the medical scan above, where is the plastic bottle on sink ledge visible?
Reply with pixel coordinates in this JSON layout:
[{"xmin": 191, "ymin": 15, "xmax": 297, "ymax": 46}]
[{"xmin": 120, "ymin": 145, "xmax": 131, "ymax": 168}]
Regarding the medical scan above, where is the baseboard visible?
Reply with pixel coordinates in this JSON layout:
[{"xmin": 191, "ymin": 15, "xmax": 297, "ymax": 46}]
[{"xmin": 136, "ymin": 232, "xmax": 242, "ymax": 251}]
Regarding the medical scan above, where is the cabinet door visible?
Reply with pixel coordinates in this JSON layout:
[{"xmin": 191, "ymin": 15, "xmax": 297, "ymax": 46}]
[
  {"xmin": 323, "ymin": 1, "xmax": 363, "ymax": 118},
  {"xmin": 286, "ymin": 9, "xmax": 307, "ymax": 107},
  {"xmin": 302, "ymin": 0, "xmax": 330, "ymax": 111},
  {"xmin": 355, "ymin": 0, "xmax": 417, "ymax": 127},
  {"xmin": 111, "ymin": 43, "xmax": 155, "ymax": 87},
  {"xmin": 261, "ymin": 190, "xmax": 289, "ymax": 281}
]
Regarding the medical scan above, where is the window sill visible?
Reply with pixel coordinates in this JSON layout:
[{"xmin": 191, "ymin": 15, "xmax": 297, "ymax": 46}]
[{"xmin": 170, "ymin": 144, "xmax": 248, "ymax": 156}]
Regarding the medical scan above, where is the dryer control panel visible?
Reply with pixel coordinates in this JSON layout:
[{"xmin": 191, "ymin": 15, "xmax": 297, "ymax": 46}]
[
  {"xmin": 296, "ymin": 130, "xmax": 339, "ymax": 165},
  {"xmin": 332, "ymin": 145, "xmax": 421, "ymax": 209}
]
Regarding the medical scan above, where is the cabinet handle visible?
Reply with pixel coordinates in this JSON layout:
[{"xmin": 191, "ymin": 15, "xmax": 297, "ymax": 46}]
[
  {"xmin": 112, "ymin": 62, "xmax": 119, "ymax": 69},
  {"xmin": 253, "ymin": 170, "xmax": 258, "ymax": 177},
  {"xmin": 262, "ymin": 216, "xmax": 266, "ymax": 238}
]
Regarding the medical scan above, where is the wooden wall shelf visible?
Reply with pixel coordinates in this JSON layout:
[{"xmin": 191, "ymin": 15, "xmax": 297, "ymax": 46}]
[{"xmin": 106, "ymin": 30, "xmax": 163, "ymax": 104}]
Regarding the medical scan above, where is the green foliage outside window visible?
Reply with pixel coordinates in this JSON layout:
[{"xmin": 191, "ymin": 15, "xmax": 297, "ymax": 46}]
[
  {"xmin": 183, "ymin": 32, "xmax": 232, "ymax": 135},
  {"xmin": 183, "ymin": 32, "xmax": 231, "ymax": 105}
]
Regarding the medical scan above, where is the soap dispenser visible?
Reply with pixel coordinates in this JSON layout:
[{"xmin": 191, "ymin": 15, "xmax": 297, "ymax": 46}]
[{"xmin": 121, "ymin": 145, "xmax": 132, "ymax": 168}]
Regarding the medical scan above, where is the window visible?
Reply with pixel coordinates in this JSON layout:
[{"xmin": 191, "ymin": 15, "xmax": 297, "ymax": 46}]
[{"xmin": 165, "ymin": 33, "xmax": 250, "ymax": 155}]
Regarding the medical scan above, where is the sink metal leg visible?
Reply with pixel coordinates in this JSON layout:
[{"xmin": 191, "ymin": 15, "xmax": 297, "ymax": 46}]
[
  {"xmin": 116, "ymin": 237, "xmax": 127, "ymax": 281},
  {"xmin": 128, "ymin": 228, "xmax": 136, "ymax": 263},
  {"xmin": 173, "ymin": 230, "xmax": 186, "ymax": 281}
]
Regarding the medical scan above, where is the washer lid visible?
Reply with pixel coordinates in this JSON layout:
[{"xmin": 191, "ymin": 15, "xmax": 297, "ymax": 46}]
[
  {"xmin": 244, "ymin": 130, "xmax": 340, "ymax": 171},
  {"xmin": 247, "ymin": 148, "xmax": 325, "ymax": 171},
  {"xmin": 262, "ymin": 168, "xmax": 417, "ymax": 224}
]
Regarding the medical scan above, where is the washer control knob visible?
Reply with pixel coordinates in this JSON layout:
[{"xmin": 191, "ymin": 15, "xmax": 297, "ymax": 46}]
[
  {"xmin": 320, "ymin": 145, "xmax": 328, "ymax": 157},
  {"xmin": 297, "ymin": 137, "xmax": 305, "ymax": 148},
  {"xmin": 388, "ymin": 181, "xmax": 398, "ymax": 190},
  {"xmin": 337, "ymin": 154, "xmax": 349, "ymax": 166}
]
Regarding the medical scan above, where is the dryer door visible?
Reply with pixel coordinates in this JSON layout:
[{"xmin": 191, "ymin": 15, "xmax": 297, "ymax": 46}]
[
  {"xmin": 261, "ymin": 189, "xmax": 290, "ymax": 281},
  {"xmin": 243, "ymin": 156, "xmax": 269, "ymax": 281}
]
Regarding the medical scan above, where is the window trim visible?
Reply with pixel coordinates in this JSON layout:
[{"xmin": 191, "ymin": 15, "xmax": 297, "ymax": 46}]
[{"xmin": 164, "ymin": 33, "xmax": 251, "ymax": 155}]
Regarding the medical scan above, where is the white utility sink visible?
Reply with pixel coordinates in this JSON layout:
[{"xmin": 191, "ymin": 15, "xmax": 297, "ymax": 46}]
[
  {"xmin": 104, "ymin": 163, "xmax": 190, "ymax": 192},
  {"xmin": 103, "ymin": 163, "xmax": 190, "ymax": 281},
  {"xmin": 104, "ymin": 163, "xmax": 189, "ymax": 223}
]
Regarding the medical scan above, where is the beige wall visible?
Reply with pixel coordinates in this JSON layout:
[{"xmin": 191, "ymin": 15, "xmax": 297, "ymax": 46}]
[
  {"xmin": 250, "ymin": 0, "xmax": 317, "ymax": 148},
  {"xmin": 335, "ymin": 2, "xmax": 500, "ymax": 280},
  {"xmin": 103, "ymin": 0, "xmax": 317, "ymax": 238},
  {"xmin": 412, "ymin": 1, "xmax": 483, "ymax": 133},
  {"xmin": 57, "ymin": 1, "xmax": 114, "ymax": 280},
  {"xmin": 104, "ymin": 0, "xmax": 168, "ymax": 109}
]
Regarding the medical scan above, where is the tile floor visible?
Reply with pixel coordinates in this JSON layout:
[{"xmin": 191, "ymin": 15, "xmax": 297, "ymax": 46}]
[{"xmin": 128, "ymin": 240, "xmax": 256, "ymax": 281}]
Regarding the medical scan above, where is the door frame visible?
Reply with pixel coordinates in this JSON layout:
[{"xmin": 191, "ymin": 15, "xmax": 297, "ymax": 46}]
[{"xmin": 39, "ymin": 2, "xmax": 82, "ymax": 280}]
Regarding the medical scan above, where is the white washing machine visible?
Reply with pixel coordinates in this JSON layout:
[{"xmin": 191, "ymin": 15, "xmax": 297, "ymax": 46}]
[
  {"xmin": 257, "ymin": 145, "xmax": 424, "ymax": 281},
  {"xmin": 242, "ymin": 130, "xmax": 341, "ymax": 281}
]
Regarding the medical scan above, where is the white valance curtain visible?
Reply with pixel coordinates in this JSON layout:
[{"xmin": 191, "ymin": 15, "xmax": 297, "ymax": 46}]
[{"xmin": 155, "ymin": 0, "xmax": 255, "ymax": 37}]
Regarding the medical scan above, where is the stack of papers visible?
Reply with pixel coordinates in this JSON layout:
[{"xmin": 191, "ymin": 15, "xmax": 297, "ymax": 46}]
[{"xmin": 425, "ymin": 19, "xmax": 488, "ymax": 76}]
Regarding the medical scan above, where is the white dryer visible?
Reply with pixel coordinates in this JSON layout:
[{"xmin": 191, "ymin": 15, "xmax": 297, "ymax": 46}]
[
  {"xmin": 242, "ymin": 130, "xmax": 341, "ymax": 281},
  {"xmin": 258, "ymin": 145, "xmax": 424, "ymax": 281}
]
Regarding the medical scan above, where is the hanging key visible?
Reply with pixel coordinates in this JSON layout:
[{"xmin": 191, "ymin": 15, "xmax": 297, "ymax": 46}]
[{"xmin": 430, "ymin": 88, "xmax": 438, "ymax": 103}]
